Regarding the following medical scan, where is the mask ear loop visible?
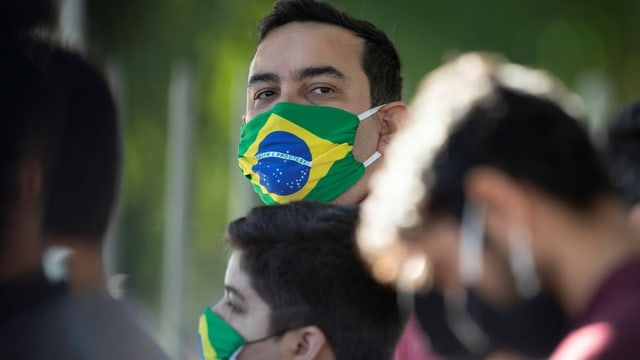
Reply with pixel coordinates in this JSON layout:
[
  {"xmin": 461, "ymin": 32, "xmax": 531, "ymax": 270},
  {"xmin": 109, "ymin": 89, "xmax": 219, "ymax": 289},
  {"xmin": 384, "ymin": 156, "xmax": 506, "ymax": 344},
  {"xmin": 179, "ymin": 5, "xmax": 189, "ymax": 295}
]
[
  {"xmin": 358, "ymin": 104, "xmax": 386, "ymax": 168},
  {"xmin": 444, "ymin": 200, "xmax": 490, "ymax": 355},
  {"xmin": 508, "ymin": 225, "xmax": 541, "ymax": 299},
  {"xmin": 229, "ymin": 346, "xmax": 244, "ymax": 360},
  {"xmin": 357, "ymin": 104, "xmax": 386, "ymax": 121},
  {"xmin": 362, "ymin": 151, "xmax": 382, "ymax": 167}
]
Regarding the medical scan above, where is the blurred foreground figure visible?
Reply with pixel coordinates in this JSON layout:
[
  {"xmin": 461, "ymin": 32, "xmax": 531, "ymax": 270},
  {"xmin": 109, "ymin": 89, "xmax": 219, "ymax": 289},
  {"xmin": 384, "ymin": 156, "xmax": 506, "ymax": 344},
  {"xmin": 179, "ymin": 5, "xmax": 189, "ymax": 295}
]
[
  {"xmin": 0, "ymin": 36, "xmax": 169, "ymax": 359},
  {"xmin": 605, "ymin": 99, "xmax": 640, "ymax": 232},
  {"xmin": 27, "ymin": 36, "xmax": 122, "ymax": 291},
  {"xmin": 198, "ymin": 202, "xmax": 405, "ymax": 360},
  {"xmin": 358, "ymin": 52, "xmax": 640, "ymax": 359}
]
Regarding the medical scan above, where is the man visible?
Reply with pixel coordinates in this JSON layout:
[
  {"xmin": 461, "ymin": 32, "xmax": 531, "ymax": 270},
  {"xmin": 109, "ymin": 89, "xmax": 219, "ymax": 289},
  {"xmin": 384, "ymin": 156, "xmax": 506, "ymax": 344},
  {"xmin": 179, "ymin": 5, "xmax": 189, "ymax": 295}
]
[
  {"xmin": 0, "ymin": 36, "xmax": 63, "ymax": 313},
  {"xmin": 236, "ymin": 2, "xmax": 429, "ymax": 358},
  {"xmin": 0, "ymin": 36, "xmax": 170, "ymax": 359},
  {"xmin": 31, "ymin": 38, "xmax": 121, "ymax": 290},
  {"xmin": 605, "ymin": 99, "xmax": 640, "ymax": 232},
  {"xmin": 199, "ymin": 202, "xmax": 404, "ymax": 359},
  {"xmin": 238, "ymin": 0, "xmax": 409, "ymax": 205}
]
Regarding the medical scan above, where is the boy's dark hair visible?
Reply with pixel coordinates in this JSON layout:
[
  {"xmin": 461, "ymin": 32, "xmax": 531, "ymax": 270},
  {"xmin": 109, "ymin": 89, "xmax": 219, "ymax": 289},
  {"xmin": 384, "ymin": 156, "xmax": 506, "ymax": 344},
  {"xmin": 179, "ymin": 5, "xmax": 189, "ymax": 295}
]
[
  {"xmin": 0, "ymin": 36, "xmax": 63, "ymax": 239},
  {"xmin": 605, "ymin": 99, "xmax": 640, "ymax": 207},
  {"xmin": 226, "ymin": 201, "xmax": 404, "ymax": 360},
  {"xmin": 25, "ymin": 38, "xmax": 121, "ymax": 240},
  {"xmin": 258, "ymin": 0, "xmax": 402, "ymax": 106}
]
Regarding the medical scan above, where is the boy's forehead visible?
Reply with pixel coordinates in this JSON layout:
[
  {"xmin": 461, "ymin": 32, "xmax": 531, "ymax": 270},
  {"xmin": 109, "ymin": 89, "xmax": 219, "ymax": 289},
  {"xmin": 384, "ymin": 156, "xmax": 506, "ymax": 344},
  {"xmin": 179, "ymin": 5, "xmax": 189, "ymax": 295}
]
[{"xmin": 224, "ymin": 251, "xmax": 248, "ymax": 288}]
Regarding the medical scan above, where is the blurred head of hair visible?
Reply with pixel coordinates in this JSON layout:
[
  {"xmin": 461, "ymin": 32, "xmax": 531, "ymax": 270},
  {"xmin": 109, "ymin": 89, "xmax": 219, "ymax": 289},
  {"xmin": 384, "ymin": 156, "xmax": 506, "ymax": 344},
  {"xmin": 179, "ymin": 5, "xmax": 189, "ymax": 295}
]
[{"xmin": 358, "ymin": 52, "xmax": 612, "ymax": 290}]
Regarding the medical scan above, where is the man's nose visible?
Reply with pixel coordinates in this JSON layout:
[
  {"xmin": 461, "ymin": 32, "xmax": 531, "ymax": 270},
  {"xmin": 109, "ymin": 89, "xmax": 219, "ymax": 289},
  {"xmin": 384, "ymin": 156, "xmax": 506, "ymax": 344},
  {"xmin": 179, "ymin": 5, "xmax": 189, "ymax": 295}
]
[{"xmin": 278, "ymin": 89, "xmax": 310, "ymax": 105}]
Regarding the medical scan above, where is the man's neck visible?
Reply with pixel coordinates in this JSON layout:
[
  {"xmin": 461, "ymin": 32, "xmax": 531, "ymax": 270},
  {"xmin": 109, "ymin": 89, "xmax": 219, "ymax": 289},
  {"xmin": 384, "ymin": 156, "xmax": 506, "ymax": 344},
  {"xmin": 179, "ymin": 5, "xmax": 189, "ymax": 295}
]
[{"xmin": 45, "ymin": 234, "xmax": 105, "ymax": 290}]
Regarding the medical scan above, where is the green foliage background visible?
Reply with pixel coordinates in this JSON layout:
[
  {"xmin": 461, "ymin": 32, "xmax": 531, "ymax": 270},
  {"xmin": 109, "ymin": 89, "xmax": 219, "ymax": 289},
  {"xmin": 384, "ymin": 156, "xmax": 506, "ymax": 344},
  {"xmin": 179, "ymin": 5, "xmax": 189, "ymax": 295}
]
[{"xmin": 84, "ymin": 0, "xmax": 639, "ymax": 357}]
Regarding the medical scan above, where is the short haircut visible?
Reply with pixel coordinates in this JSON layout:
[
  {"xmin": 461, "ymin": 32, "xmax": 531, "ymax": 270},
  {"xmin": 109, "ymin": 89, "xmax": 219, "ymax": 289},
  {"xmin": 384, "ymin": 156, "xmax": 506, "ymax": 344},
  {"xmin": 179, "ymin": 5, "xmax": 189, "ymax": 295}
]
[
  {"xmin": 24, "ymin": 37, "xmax": 121, "ymax": 240},
  {"xmin": 258, "ymin": 0, "xmax": 402, "ymax": 106},
  {"xmin": 0, "ymin": 35, "xmax": 63, "ymax": 239},
  {"xmin": 226, "ymin": 201, "xmax": 404, "ymax": 360},
  {"xmin": 605, "ymin": 100, "xmax": 640, "ymax": 207}
]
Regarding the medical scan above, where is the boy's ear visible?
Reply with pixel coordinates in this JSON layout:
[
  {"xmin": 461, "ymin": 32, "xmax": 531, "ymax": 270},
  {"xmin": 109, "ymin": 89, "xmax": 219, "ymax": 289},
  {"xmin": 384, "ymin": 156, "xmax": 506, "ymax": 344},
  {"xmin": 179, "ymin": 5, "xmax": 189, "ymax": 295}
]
[
  {"xmin": 377, "ymin": 101, "xmax": 409, "ymax": 154},
  {"xmin": 283, "ymin": 325, "xmax": 330, "ymax": 360}
]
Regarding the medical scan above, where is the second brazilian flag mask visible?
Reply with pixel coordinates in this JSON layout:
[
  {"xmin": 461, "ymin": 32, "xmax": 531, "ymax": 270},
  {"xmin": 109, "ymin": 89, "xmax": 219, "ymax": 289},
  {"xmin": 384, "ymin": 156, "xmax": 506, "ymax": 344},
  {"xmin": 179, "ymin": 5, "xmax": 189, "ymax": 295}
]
[{"xmin": 238, "ymin": 102, "xmax": 384, "ymax": 205}]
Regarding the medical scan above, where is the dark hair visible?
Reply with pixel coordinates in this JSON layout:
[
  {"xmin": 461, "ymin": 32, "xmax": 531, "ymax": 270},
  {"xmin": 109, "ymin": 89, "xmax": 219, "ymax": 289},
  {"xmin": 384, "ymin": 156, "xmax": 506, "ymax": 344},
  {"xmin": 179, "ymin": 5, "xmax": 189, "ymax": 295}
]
[
  {"xmin": 226, "ymin": 201, "xmax": 404, "ymax": 360},
  {"xmin": 25, "ymin": 38, "xmax": 121, "ymax": 240},
  {"xmin": 427, "ymin": 86, "xmax": 615, "ymax": 220},
  {"xmin": 0, "ymin": 36, "xmax": 63, "ymax": 239},
  {"xmin": 359, "ymin": 53, "xmax": 616, "ymax": 286},
  {"xmin": 258, "ymin": 0, "xmax": 402, "ymax": 106},
  {"xmin": 605, "ymin": 99, "xmax": 640, "ymax": 206}
]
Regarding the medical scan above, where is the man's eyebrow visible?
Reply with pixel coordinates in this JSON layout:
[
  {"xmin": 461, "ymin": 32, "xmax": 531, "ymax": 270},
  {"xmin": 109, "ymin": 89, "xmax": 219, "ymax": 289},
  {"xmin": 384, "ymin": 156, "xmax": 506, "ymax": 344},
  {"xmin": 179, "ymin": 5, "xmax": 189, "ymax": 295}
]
[
  {"xmin": 292, "ymin": 66, "xmax": 346, "ymax": 82},
  {"xmin": 225, "ymin": 285, "xmax": 246, "ymax": 301},
  {"xmin": 248, "ymin": 72, "xmax": 279, "ymax": 87}
]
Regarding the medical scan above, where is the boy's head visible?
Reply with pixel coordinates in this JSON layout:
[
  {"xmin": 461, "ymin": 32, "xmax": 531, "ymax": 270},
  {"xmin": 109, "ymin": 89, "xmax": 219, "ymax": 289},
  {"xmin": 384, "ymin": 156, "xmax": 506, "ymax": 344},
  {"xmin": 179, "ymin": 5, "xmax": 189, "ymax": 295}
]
[{"xmin": 201, "ymin": 202, "xmax": 404, "ymax": 360}]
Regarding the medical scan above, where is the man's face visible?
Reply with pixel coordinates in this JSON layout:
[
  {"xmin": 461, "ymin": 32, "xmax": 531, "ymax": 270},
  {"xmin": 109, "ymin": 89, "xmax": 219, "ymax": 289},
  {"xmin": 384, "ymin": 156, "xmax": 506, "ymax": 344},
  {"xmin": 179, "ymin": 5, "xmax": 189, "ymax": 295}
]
[
  {"xmin": 212, "ymin": 251, "xmax": 282, "ymax": 359},
  {"xmin": 245, "ymin": 21, "xmax": 382, "ymax": 204}
]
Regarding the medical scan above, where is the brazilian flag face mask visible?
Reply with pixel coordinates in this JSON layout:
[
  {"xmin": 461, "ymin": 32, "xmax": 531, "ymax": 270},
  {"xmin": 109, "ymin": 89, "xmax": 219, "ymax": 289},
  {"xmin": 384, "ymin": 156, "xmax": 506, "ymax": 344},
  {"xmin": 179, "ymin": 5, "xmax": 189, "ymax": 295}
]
[
  {"xmin": 198, "ymin": 307, "xmax": 288, "ymax": 360},
  {"xmin": 238, "ymin": 102, "xmax": 384, "ymax": 205}
]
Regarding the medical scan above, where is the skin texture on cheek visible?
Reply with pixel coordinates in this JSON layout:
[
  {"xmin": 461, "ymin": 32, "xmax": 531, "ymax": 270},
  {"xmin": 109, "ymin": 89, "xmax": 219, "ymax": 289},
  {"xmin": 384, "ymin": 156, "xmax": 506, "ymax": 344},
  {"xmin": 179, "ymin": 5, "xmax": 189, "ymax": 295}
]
[{"xmin": 213, "ymin": 251, "xmax": 272, "ymax": 341}]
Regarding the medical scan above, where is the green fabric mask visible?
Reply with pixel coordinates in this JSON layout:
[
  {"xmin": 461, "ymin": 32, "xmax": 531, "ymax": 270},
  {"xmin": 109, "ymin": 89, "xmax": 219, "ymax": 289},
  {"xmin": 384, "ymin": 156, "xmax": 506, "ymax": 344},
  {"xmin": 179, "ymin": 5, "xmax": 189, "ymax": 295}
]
[
  {"xmin": 238, "ymin": 102, "xmax": 383, "ymax": 205},
  {"xmin": 198, "ymin": 308, "xmax": 245, "ymax": 360}
]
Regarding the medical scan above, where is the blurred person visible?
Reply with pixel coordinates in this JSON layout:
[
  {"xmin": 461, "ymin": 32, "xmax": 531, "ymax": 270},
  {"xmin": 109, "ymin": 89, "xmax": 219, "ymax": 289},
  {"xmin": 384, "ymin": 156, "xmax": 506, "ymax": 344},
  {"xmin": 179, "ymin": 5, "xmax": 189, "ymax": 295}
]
[
  {"xmin": 26, "ymin": 36, "xmax": 122, "ymax": 291},
  {"xmin": 605, "ymin": 99, "xmax": 640, "ymax": 231},
  {"xmin": 198, "ymin": 202, "xmax": 405, "ymax": 360},
  {"xmin": 236, "ymin": 2, "xmax": 435, "ymax": 359},
  {"xmin": 358, "ymin": 52, "xmax": 640, "ymax": 359},
  {"xmin": 0, "ymin": 34, "xmax": 71, "ymax": 356},
  {"xmin": 0, "ymin": 35, "xmax": 170, "ymax": 360}
]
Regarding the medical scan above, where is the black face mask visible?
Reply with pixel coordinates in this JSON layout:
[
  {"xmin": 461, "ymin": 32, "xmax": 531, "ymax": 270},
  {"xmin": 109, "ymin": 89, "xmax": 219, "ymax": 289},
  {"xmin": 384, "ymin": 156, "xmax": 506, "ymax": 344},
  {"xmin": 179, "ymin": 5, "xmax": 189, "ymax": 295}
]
[{"xmin": 414, "ymin": 288, "xmax": 568, "ymax": 359}]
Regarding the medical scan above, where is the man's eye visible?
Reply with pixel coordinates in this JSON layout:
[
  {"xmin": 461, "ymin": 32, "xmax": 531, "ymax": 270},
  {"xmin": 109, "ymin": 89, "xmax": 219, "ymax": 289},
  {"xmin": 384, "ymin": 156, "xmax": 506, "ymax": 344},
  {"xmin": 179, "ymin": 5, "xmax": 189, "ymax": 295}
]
[
  {"xmin": 255, "ymin": 89, "xmax": 276, "ymax": 100},
  {"xmin": 310, "ymin": 86, "xmax": 333, "ymax": 95}
]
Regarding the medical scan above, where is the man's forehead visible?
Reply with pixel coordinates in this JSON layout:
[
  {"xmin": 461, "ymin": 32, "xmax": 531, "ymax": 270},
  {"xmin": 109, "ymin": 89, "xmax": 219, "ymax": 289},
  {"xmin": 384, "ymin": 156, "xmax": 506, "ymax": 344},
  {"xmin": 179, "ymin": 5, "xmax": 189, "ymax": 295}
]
[{"xmin": 248, "ymin": 22, "xmax": 365, "ymax": 80}]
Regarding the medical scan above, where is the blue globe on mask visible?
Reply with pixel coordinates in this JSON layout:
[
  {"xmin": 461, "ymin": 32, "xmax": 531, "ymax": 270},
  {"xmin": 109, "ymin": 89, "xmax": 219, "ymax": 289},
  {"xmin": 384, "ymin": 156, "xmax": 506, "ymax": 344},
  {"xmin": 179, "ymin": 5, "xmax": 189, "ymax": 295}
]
[{"xmin": 253, "ymin": 131, "xmax": 312, "ymax": 196}]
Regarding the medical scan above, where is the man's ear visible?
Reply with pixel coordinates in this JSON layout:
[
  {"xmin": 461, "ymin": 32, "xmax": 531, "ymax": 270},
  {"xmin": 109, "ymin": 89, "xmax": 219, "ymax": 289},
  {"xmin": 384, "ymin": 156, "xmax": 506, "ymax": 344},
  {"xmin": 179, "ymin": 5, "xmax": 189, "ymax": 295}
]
[
  {"xmin": 15, "ymin": 158, "xmax": 43, "ymax": 209},
  {"xmin": 241, "ymin": 113, "xmax": 247, "ymax": 125},
  {"xmin": 377, "ymin": 101, "xmax": 409, "ymax": 154},
  {"xmin": 464, "ymin": 166, "xmax": 533, "ymax": 250},
  {"xmin": 284, "ymin": 326, "xmax": 330, "ymax": 360}
]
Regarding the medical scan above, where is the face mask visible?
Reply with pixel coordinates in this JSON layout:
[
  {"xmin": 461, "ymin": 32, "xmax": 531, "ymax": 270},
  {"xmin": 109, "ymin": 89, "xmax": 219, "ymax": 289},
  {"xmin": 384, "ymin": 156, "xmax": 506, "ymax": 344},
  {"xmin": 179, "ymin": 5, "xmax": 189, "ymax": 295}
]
[
  {"xmin": 198, "ymin": 308, "xmax": 244, "ymax": 360},
  {"xmin": 238, "ymin": 102, "xmax": 384, "ymax": 205},
  {"xmin": 413, "ymin": 201, "xmax": 568, "ymax": 358},
  {"xmin": 198, "ymin": 307, "xmax": 284, "ymax": 360}
]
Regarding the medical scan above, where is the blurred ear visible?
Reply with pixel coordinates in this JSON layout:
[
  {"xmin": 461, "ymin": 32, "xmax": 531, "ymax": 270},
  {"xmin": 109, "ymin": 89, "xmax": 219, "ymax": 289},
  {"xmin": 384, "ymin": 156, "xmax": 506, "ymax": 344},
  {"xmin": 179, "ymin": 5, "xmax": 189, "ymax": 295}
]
[
  {"xmin": 377, "ymin": 101, "xmax": 409, "ymax": 154},
  {"xmin": 241, "ymin": 113, "xmax": 247, "ymax": 124},
  {"xmin": 284, "ymin": 326, "xmax": 330, "ymax": 360},
  {"xmin": 15, "ymin": 158, "xmax": 43, "ymax": 209},
  {"xmin": 464, "ymin": 167, "xmax": 532, "ymax": 249}
]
